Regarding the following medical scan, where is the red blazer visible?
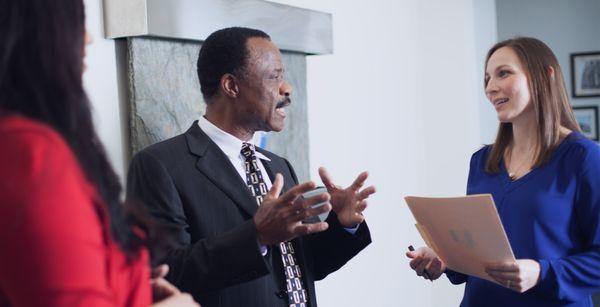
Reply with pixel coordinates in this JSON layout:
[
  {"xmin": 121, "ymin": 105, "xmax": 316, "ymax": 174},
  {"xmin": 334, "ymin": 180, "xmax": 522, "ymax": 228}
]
[{"xmin": 0, "ymin": 115, "xmax": 151, "ymax": 307}]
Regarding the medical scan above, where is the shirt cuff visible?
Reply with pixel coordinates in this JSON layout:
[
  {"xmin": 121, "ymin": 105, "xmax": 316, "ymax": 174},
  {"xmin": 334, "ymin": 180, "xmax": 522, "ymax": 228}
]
[
  {"xmin": 260, "ymin": 244, "xmax": 268, "ymax": 256},
  {"xmin": 343, "ymin": 224, "xmax": 360, "ymax": 235}
]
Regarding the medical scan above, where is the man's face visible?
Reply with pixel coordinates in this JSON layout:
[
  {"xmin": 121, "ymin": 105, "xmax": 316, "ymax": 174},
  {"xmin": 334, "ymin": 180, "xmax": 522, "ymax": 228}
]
[{"xmin": 236, "ymin": 37, "xmax": 292, "ymax": 133}]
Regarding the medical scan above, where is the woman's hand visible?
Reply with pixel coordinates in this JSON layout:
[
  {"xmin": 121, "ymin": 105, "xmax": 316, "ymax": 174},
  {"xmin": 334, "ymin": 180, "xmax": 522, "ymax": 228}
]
[
  {"xmin": 406, "ymin": 246, "xmax": 446, "ymax": 280},
  {"xmin": 485, "ymin": 259, "xmax": 541, "ymax": 293},
  {"xmin": 150, "ymin": 264, "xmax": 200, "ymax": 307},
  {"xmin": 152, "ymin": 293, "xmax": 198, "ymax": 307},
  {"xmin": 151, "ymin": 264, "xmax": 178, "ymax": 302}
]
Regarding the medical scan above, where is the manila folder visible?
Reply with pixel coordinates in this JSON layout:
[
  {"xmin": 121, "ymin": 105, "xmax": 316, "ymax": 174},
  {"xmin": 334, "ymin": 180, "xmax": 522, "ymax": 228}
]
[{"xmin": 405, "ymin": 194, "xmax": 515, "ymax": 284}]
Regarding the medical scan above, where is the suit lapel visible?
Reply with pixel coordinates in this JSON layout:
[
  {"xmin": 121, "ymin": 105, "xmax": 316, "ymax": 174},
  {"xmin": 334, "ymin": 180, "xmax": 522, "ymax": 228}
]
[
  {"xmin": 184, "ymin": 121, "xmax": 258, "ymax": 217},
  {"xmin": 257, "ymin": 148, "xmax": 296, "ymax": 193}
]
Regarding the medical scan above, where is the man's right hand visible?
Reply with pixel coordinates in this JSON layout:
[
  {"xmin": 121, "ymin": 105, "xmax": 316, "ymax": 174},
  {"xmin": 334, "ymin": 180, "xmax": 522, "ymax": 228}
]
[{"xmin": 253, "ymin": 174, "xmax": 332, "ymax": 245}]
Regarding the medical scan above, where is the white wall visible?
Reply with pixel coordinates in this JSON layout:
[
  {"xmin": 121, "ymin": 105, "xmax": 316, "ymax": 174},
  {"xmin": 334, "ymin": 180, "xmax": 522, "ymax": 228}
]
[
  {"xmin": 83, "ymin": 0, "xmax": 496, "ymax": 306},
  {"xmin": 474, "ymin": 0, "xmax": 499, "ymax": 144},
  {"xmin": 83, "ymin": 0, "xmax": 126, "ymax": 181}
]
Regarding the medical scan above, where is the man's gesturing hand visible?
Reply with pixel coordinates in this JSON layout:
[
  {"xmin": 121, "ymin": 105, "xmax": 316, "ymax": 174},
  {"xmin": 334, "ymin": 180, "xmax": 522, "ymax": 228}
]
[
  {"xmin": 318, "ymin": 167, "xmax": 376, "ymax": 228},
  {"xmin": 253, "ymin": 174, "xmax": 332, "ymax": 245}
]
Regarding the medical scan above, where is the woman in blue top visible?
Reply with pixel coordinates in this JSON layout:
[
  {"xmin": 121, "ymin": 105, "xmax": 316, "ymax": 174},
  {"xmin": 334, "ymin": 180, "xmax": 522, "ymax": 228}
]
[{"xmin": 407, "ymin": 37, "xmax": 600, "ymax": 307}]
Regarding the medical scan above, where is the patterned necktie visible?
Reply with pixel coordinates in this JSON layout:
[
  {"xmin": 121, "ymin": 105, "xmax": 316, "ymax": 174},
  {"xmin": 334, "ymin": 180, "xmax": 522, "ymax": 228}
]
[{"xmin": 241, "ymin": 143, "xmax": 309, "ymax": 307}]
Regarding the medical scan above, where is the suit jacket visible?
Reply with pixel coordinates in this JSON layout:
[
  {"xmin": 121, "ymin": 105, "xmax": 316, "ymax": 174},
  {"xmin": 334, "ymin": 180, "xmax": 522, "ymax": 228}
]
[{"xmin": 126, "ymin": 121, "xmax": 371, "ymax": 307}]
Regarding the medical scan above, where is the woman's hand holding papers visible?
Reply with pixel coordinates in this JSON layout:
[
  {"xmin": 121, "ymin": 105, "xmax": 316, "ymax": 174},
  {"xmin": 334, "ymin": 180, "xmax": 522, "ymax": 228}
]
[
  {"xmin": 485, "ymin": 260, "xmax": 541, "ymax": 293},
  {"xmin": 406, "ymin": 247, "xmax": 541, "ymax": 291},
  {"xmin": 406, "ymin": 246, "xmax": 446, "ymax": 281}
]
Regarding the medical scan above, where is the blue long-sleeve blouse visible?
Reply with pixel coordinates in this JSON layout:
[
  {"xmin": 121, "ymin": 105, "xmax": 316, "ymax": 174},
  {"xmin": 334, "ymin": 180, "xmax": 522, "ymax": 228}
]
[{"xmin": 446, "ymin": 132, "xmax": 600, "ymax": 307}]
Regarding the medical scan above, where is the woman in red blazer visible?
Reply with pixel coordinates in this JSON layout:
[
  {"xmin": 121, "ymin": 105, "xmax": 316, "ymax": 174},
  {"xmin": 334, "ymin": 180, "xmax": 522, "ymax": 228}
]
[{"xmin": 0, "ymin": 1, "xmax": 199, "ymax": 306}]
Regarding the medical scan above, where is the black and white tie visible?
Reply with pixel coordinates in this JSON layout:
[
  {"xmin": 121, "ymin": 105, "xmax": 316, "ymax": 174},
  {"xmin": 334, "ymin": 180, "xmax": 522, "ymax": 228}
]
[{"xmin": 241, "ymin": 143, "xmax": 309, "ymax": 307}]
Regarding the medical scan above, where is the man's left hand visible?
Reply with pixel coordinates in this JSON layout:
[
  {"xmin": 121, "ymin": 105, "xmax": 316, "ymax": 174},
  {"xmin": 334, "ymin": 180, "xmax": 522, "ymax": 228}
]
[
  {"xmin": 485, "ymin": 259, "xmax": 541, "ymax": 293},
  {"xmin": 318, "ymin": 167, "xmax": 376, "ymax": 228}
]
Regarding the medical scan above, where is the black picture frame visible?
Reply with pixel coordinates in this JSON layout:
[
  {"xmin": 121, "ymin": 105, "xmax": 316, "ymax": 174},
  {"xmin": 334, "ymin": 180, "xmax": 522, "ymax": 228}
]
[
  {"xmin": 573, "ymin": 106, "xmax": 599, "ymax": 141},
  {"xmin": 570, "ymin": 52, "xmax": 600, "ymax": 98}
]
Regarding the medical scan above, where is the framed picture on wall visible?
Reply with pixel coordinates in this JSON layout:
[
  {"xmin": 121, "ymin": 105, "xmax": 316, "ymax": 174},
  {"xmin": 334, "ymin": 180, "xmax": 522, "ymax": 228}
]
[
  {"xmin": 571, "ymin": 52, "xmax": 600, "ymax": 98},
  {"xmin": 573, "ymin": 106, "xmax": 599, "ymax": 141}
]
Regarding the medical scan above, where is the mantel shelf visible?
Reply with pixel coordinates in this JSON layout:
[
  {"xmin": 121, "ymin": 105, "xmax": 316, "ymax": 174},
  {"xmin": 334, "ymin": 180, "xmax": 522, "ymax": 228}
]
[{"xmin": 103, "ymin": 0, "xmax": 333, "ymax": 55}]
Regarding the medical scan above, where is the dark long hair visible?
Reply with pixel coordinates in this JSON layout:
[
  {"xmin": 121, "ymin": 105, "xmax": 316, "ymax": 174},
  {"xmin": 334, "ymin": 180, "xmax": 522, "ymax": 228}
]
[
  {"xmin": 483, "ymin": 37, "xmax": 580, "ymax": 173},
  {"xmin": 0, "ymin": 0, "xmax": 146, "ymax": 257}
]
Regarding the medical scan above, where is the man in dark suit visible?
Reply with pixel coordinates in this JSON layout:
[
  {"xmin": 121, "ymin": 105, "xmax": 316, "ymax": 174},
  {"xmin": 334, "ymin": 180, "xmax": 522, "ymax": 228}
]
[{"xmin": 127, "ymin": 27, "xmax": 375, "ymax": 307}]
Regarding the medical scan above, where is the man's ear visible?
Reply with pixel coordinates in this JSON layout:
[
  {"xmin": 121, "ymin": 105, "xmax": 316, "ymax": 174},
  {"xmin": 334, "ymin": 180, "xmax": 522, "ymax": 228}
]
[{"xmin": 221, "ymin": 74, "xmax": 239, "ymax": 98}]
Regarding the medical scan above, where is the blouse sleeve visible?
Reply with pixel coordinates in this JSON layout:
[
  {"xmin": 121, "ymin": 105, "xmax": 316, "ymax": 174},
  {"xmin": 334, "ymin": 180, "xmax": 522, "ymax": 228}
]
[
  {"xmin": 0, "ymin": 128, "xmax": 118, "ymax": 307},
  {"xmin": 445, "ymin": 269, "xmax": 468, "ymax": 284},
  {"xmin": 535, "ymin": 144, "xmax": 600, "ymax": 302}
]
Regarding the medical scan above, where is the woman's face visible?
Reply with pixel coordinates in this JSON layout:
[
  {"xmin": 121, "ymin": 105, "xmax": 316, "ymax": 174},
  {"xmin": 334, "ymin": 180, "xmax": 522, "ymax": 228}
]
[{"xmin": 484, "ymin": 46, "xmax": 533, "ymax": 124}]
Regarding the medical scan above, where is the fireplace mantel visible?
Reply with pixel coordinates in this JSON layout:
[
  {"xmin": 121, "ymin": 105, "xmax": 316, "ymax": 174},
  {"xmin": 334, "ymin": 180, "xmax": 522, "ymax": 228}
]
[{"xmin": 103, "ymin": 0, "xmax": 333, "ymax": 55}]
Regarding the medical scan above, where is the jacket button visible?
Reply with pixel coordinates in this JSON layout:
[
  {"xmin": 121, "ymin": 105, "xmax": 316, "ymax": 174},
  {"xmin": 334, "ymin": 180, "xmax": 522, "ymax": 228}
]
[{"xmin": 275, "ymin": 290, "xmax": 286, "ymax": 299}]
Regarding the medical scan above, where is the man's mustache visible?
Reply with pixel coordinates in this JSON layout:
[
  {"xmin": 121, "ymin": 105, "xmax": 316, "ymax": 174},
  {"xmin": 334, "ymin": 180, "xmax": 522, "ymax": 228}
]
[{"xmin": 276, "ymin": 97, "xmax": 291, "ymax": 108}]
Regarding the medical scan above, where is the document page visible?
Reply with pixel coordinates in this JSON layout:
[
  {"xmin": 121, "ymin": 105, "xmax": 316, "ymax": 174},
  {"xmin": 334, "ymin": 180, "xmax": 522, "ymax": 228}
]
[{"xmin": 405, "ymin": 194, "xmax": 515, "ymax": 284}]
